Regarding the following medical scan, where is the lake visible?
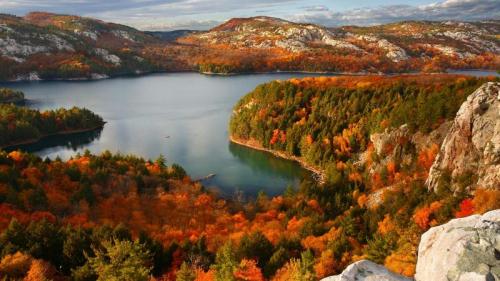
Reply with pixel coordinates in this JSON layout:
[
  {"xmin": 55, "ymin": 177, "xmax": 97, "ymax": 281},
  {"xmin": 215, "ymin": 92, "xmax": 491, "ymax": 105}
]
[
  {"xmin": 4, "ymin": 70, "xmax": 497, "ymax": 197},
  {"xmin": 3, "ymin": 73, "xmax": 325, "ymax": 197}
]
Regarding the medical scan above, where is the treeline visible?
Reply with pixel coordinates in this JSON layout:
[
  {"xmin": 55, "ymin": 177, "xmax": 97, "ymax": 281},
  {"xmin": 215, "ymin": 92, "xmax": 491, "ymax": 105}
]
[
  {"xmin": 0, "ymin": 88, "xmax": 24, "ymax": 104},
  {"xmin": 213, "ymin": 52, "xmax": 497, "ymax": 74},
  {"xmin": 230, "ymin": 75, "xmax": 495, "ymax": 179},
  {"xmin": 1, "ymin": 51, "xmax": 160, "ymax": 81},
  {"xmin": 0, "ymin": 94, "xmax": 104, "ymax": 147}
]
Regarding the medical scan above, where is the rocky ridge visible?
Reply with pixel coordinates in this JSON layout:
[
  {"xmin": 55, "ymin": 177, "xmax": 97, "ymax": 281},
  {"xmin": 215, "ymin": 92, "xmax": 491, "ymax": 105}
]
[
  {"xmin": 361, "ymin": 122, "xmax": 451, "ymax": 208},
  {"xmin": 186, "ymin": 17, "xmax": 499, "ymax": 63},
  {"xmin": 341, "ymin": 20, "xmax": 500, "ymax": 55},
  {"xmin": 0, "ymin": 12, "xmax": 159, "ymax": 81},
  {"xmin": 1, "ymin": 14, "xmax": 499, "ymax": 78},
  {"xmin": 323, "ymin": 82, "xmax": 499, "ymax": 280},
  {"xmin": 195, "ymin": 16, "xmax": 361, "ymax": 53},
  {"xmin": 427, "ymin": 82, "xmax": 500, "ymax": 192}
]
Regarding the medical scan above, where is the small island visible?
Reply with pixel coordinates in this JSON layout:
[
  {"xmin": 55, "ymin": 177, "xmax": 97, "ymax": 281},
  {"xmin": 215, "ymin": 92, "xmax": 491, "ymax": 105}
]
[
  {"xmin": 0, "ymin": 88, "xmax": 25, "ymax": 104},
  {"xmin": 0, "ymin": 89, "xmax": 105, "ymax": 149}
]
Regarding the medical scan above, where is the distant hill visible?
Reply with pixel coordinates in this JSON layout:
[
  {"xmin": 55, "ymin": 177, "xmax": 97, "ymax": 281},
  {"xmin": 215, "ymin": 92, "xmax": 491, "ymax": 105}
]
[
  {"xmin": 146, "ymin": 30, "xmax": 202, "ymax": 42},
  {"xmin": 0, "ymin": 12, "xmax": 161, "ymax": 81},
  {"xmin": 175, "ymin": 16, "xmax": 499, "ymax": 73},
  {"xmin": 1, "ymin": 13, "xmax": 499, "ymax": 80}
]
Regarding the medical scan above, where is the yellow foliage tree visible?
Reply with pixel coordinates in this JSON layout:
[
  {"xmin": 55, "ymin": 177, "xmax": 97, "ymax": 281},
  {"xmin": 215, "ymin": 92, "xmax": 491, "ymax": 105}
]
[
  {"xmin": 314, "ymin": 249, "xmax": 335, "ymax": 279},
  {"xmin": 472, "ymin": 189, "xmax": 500, "ymax": 214},
  {"xmin": 0, "ymin": 252, "xmax": 33, "ymax": 279}
]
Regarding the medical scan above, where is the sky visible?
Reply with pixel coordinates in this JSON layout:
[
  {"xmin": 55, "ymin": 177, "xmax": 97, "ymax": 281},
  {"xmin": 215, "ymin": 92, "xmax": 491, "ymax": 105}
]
[{"xmin": 0, "ymin": 0, "xmax": 498, "ymax": 30}]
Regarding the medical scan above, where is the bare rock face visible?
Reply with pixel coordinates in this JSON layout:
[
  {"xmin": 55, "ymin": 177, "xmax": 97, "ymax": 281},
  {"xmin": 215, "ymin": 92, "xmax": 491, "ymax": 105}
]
[
  {"xmin": 415, "ymin": 210, "xmax": 500, "ymax": 281},
  {"xmin": 363, "ymin": 123, "xmax": 451, "ymax": 209},
  {"xmin": 320, "ymin": 260, "xmax": 412, "ymax": 281},
  {"xmin": 426, "ymin": 82, "xmax": 500, "ymax": 192},
  {"xmin": 365, "ymin": 124, "xmax": 414, "ymax": 173},
  {"xmin": 370, "ymin": 125, "xmax": 410, "ymax": 158}
]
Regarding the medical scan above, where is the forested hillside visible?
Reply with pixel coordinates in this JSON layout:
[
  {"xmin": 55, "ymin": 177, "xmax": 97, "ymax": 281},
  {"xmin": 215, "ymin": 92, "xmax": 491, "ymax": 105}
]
[
  {"xmin": 0, "ymin": 77, "xmax": 498, "ymax": 280},
  {"xmin": 1, "ymin": 150, "xmax": 497, "ymax": 280},
  {"xmin": 230, "ymin": 75, "xmax": 493, "ymax": 181}
]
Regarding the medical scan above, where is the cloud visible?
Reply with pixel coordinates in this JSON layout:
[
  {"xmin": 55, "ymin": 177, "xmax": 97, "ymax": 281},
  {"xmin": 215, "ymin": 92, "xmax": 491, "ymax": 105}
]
[
  {"xmin": 0, "ymin": 0, "xmax": 296, "ymax": 20},
  {"xmin": 138, "ymin": 19, "xmax": 222, "ymax": 31},
  {"xmin": 1, "ymin": 0, "xmax": 497, "ymax": 30},
  {"xmin": 0, "ymin": 0, "xmax": 298, "ymax": 30},
  {"xmin": 290, "ymin": 0, "xmax": 500, "ymax": 27},
  {"xmin": 303, "ymin": 5, "xmax": 330, "ymax": 13}
]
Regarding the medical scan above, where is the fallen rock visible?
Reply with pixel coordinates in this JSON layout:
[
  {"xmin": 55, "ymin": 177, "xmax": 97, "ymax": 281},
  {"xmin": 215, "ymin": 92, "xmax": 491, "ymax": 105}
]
[
  {"xmin": 415, "ymin": 209, "xmax": 500, "ymax": 281},
  {"xmin": 320, "ymin": 260, "xmax": 412, "ymax": 281},
  {"xmin": 427, "ymin": 82, "xmax": 500, "ymax": 192}
]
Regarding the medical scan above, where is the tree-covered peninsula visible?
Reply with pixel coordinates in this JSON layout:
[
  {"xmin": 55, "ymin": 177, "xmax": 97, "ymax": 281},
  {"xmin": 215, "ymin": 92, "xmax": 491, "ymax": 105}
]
[{"xmin": 0, "ymin": 90, "xmax": 104, "ymax": 148}]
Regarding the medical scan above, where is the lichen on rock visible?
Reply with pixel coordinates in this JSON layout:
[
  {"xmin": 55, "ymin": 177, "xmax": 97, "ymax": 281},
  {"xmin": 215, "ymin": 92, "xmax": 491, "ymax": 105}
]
[{"xmin": 415, "ymin": 210, "xmax": 500, "ymax": 281}]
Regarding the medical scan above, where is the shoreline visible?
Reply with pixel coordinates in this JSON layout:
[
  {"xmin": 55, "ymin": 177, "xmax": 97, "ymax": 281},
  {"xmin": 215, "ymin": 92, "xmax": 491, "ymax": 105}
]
[
  {"xmin": 1, "ymin": 68, "xmax": 497, "ymax": 83},
  {"xmin": 230, "ymin": 136, "xmax": 326, "ymax": 184},
  {"xmin": 0, "ymin": 98, "xmax": 26, "ymax": 105},
  {"xmin": 201, "ymin": 68, "xmax": 499, "ymax": 77},
  {"xmin": 0, "ymin": 123, "xmax": 105, "ymax": 150}
]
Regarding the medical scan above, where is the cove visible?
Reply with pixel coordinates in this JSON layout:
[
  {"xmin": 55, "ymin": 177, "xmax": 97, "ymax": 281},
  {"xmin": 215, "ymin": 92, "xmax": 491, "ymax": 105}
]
[
  {"xmin": 3, "ymin": 70, "xmax": 497, "ymax": 197},
  {"xmin": 3, "ymin": 73, "xmax": 326, "ymax": 197}
]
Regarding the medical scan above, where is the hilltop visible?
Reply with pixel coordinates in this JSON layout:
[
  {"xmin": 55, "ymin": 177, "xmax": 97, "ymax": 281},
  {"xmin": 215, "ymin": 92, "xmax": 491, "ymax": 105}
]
[
  {"xmin": 175, "ymin": 17, "xmax": 499, "ymax": 73},
  {"xmin": 0, "ymin": 12, "xmax": 161, "ymax": 80},
  {"xmin": 0, "ymin": 13, "xmax": 499, "ymax": 80}
]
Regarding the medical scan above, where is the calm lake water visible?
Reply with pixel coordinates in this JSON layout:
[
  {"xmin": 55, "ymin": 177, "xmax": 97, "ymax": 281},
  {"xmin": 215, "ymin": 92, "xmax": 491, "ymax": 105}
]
[
  {"xmin": 4, "ymin": 70, "xmax": 497, "ymax": 196},
  {"xmin": 4, "ymin": 73, "xmax": 325, "ymax": 197}
]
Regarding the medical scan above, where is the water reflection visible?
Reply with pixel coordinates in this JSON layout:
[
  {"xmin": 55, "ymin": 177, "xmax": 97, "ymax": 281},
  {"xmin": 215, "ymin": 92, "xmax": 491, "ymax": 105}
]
[
  {"xmin": 5, "ymin": 128, "xmax": 103, "ymax": 154},
  {"xmin": 5, "ymin": 71, "xmax": 495, "ymax": 196},
  {"xmin": 228, "ymin": 141, "xmax": 310, "ymax": 181}
]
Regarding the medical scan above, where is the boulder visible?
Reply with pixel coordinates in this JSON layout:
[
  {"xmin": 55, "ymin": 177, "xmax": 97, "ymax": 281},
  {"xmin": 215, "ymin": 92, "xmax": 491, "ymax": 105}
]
[
  {"xmin": 427, "ymin": 82, "xmax": 500, "ymax": 192},
  {"xmin": 415, "ymin": 209, "xmax": 500, "ymax": 281},
  {"xmin": 321, "ymin": 210, "xmax": 500, "ymax": 281},
  {"xmin": 320, "ymin": 260, "xmax": 412, "ymax": 281}
]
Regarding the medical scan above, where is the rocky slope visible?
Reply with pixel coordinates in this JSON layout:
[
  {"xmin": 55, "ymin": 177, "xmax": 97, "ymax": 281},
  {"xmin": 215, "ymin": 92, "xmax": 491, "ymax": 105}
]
[
  {"xmin": 322, "ymin": 210, "xmax": 500, "ymax": 281},
  {"xmin": 427, "ymin": 82, "xmax": 500, "ymax": 192},
  {"xmin": 178, "ymin": 17, "xmax": 499, "ymax": 72},
  {"xmin": 339, "ymin": 20, "xmax": 500, "ymax": 59},
  {"xmin": 2, "ymin": 13, "xmax": 498, "ymax": 79},
  {"xmin": 185, "ymin": 17, "xmax": 500, "ymax": 61},
  {"xmin": 0, "ymin": 12, "xmax": 160, "ymax": 80},
  {"xmin": 193, "ymin": 16, "xmax": 361, "ymax": 54},
  {"xmin": 319, "ymin": 81, "xmax": 499, "ymax": 280}
]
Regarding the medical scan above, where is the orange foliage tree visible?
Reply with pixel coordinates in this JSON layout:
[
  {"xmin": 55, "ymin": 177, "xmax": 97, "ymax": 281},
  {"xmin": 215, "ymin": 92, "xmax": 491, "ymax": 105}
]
[{"xmin": 413, "ymin": 201, "xmax": 442, "ymax": 230}]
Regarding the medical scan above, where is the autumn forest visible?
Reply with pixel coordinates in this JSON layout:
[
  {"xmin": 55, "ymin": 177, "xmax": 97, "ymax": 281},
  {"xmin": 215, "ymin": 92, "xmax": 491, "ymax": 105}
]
[
  {"xmin": 0, "ymin": 73, "xmax": 498, "ymax": 281},
  {"xmin": 0, "ymin": 6, "xmax": 499, "ymax": 281}
]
